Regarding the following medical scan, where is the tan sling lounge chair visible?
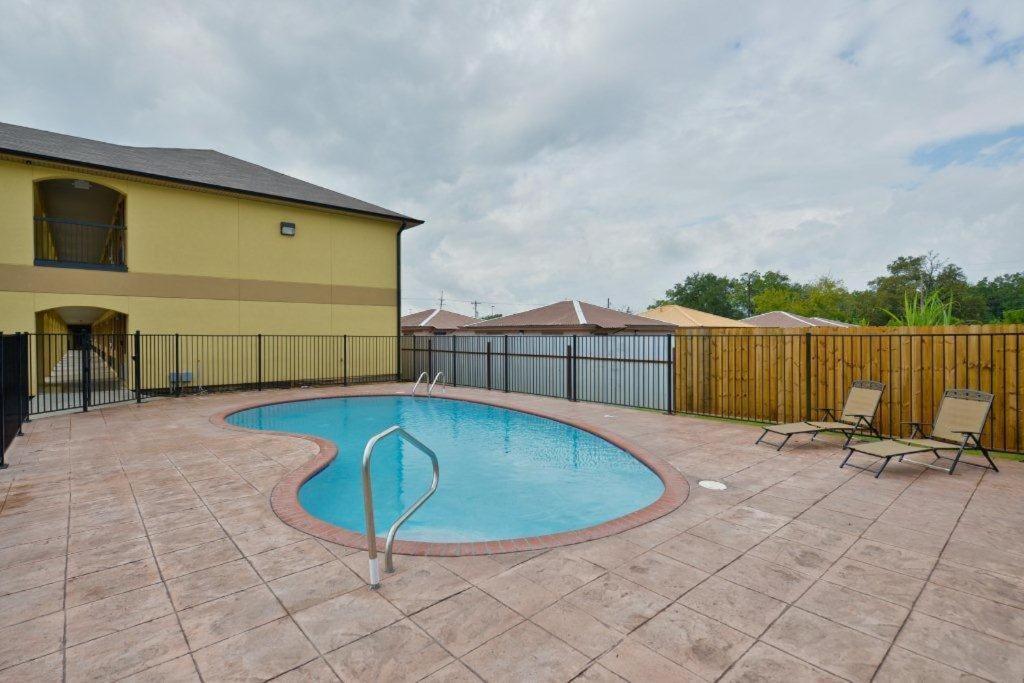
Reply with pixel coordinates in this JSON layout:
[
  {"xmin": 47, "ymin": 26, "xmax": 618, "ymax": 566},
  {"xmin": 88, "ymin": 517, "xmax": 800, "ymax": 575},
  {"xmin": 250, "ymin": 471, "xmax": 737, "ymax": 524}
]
[
  {"xmin": 841, "ymin": 389, "xmax": 997, "ymax": 478},
  {"xmin": 755, "ymin": 380, "xmax": 885, "ymax": 451}
]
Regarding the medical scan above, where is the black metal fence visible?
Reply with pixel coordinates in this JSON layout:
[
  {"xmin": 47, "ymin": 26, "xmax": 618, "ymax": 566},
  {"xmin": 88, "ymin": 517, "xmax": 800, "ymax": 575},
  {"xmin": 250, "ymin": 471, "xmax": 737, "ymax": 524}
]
[
  {"xmin": 1, "ymin": 333, "xmax": 29, "ymax": 464},
  {"xmin": 27, "ymin": 333, "xmax": 397, "ymax": 416},
  {"xmin": 400, "ymin": 334, "xmax": 675, "ymax": 411}
]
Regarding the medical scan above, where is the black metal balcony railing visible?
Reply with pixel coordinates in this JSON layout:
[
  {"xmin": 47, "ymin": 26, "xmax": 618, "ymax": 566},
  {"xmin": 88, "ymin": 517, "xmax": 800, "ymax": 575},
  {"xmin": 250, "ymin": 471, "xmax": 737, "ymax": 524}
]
[{"xmin": 34, "ymin": 217, "xmax": 127, "ymax": 271}]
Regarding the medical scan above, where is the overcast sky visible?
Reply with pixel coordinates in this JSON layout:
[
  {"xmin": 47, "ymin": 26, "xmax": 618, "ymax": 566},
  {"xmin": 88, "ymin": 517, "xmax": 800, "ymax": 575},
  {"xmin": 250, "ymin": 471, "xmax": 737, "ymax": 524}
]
[{"xmin": 2, "ymin": 1, "xmax": 1022, "ymax": 317}]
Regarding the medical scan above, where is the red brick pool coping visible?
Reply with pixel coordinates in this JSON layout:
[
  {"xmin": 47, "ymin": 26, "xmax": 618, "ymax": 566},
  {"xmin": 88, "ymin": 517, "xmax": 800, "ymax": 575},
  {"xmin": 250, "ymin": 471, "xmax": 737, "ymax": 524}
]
[{"xmin": 212, "ymin": 388, "xmax": 689, "ymax": 557}]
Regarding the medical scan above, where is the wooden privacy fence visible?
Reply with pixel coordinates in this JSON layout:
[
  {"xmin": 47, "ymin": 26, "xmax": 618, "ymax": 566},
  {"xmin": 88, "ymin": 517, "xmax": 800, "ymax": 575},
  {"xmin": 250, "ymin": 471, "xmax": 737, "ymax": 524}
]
[{"xmin": 675, "ymin": 325, "xmax": 1024, "ymax": 453}]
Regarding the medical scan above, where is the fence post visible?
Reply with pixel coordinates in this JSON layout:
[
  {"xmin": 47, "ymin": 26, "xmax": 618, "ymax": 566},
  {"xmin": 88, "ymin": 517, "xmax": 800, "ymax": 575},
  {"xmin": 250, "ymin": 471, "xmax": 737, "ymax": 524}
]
[
  {"xmin": 451, "ymin": 336, "xmax": 458, "ymax": 387},
  {"xmin": 133, "ymin": 330, "xmax": 142, "ymax": 403},
  {"xmin": 81, "ymin": 331, "xmax": 91, "ymax": 412},
  {"xmin": 257, "ymin": 334, "xmax": 263, "ymax": 391},
  {"xmin": 427, "ymin": 338, "xmax": 433, "ymax": 381},
  {"xmin": 486, "ymin": 342, "xmax": 492, "ymax": 390},
  {"xmin": 343, "ymin": 335, "xmax": 348, "ymax": 386},
  {"xmin": 565, "ymin": 343, "xmax": 573, "ymax": 401},
  {"xmin": 18, "ymin": 333, "xmax": 29, "ymax": 426},
  {"xmin": 174, "ymin": 333, "xmax": 181, "ymax": 397},
  {"xmin": 571, "ymin": 335, "xmax": 578, "ymax": 401},
  {"xmin": 804, "ymin": 331, "xmax": 812, "ymax": 420},
  {"xmin": 666, "ymin": 334, "xmax": 674, "ymax": 415},
  {"xmin": 503, "ymin": 336, "xmax": 509, "ymax": 392}
]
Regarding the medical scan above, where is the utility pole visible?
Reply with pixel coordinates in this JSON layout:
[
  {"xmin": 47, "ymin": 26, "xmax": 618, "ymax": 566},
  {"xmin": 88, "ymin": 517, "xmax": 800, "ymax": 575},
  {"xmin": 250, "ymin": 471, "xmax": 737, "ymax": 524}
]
[
  {"xmin": 471, "ymin": 300, "xmax": 480, "ymax": 318},
  {"xmin": 606, "ymin": 298, "xmax": 611, "ymax": 309},
  {"xmin": 438, "ymin": 290, "xmax": 445, "ymax": 309}
]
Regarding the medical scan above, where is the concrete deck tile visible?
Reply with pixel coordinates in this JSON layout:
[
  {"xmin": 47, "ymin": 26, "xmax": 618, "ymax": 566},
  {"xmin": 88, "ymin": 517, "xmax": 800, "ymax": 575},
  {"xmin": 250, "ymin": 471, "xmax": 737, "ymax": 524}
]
[
  {"xmin": 165, "ymin": 558, "xmax": 262, "ymax": 610},
  {"xmin": 292, "ymin": 586, "xmax": 403, "ymax": 653},
  {"xmin": 720, "ymin": 642, "xmax": 842, "ymax": 682},
  {"xmin": 65, "ymin": 613, "xmax": 188, "ymax": 681},
  {"xmin": 716, "ymin": 555, "xmax": 815, "ymax": 603},
  {"xmin": 268, "ymin": 560, "xmax": 363, "ymax": 613},
  {"xmin": 821, "ymin": 558, "xmax": 924, "ymax": 607},
  {"xmin": 895, "ymin": 612, "xmax": 1024, "ymax": 681},
  {"xmin": 273, "ymin": 657, "xmax": 340, "ymax": 682},
  {"xmin": 795, "ymin": 581, "xmax": 908, "ymax": 641},
  {"xmin": 915, "ymin": 582, "xmax": 1024, "ymax": 646},
  {"xmin": 612, "ymin": 549, "xmax": 708, "ymax": 600},
  {"xmin": 248, "ymin": 539, "xmax": 333, "ymax": 582},
  {"xmin": 66, "ymin": 583, "xmax": 173, "ymax": 646},
  {"xmin": 598, "ymin": 638, "xmax": 703, "ymax": 682},
  {"xmin": 412, "ymin": 587, "xmax": 521, "ymax": 657},
  {"xmin": 633, "ymin": 603, "xmax": 753, "ymax": 679},
  {"xmin": 462, "ymin": 621, "xmax": 588, "ymax": 682},
  {"xmin": 655, "ymin": 532, "xmax": 741, "ymax": 573},
  {"xmin": 0, "ymin": 611, "xmax": 65, "ymax": 671},
  {"xmin": 532, "ymin": 600, "xmax": 621, "ymax": 658},
  {"xmin": 680, "ymin": 575, "xmax": 786, "ymax": 637},
  {"xmin": 179, "ymin": 584, "xmax": 286, "ymax": 650},
  {"xmin": 566, "ymin": 573, "xmax": 670, "ymax": 633},
  {"xmin": 873, "ymin": 647, "xmax": 985, "ymax": 682},
  {"xmin": 763, "ymin": 607, "xmax": 888, "ymax": 682},
  {"xmin": 192, "ymin": 617, "xmax": 318, "ymax": 681},
  {"xmin": 478, "ymin": 568, "xmax": 559, "ymax": 617}
]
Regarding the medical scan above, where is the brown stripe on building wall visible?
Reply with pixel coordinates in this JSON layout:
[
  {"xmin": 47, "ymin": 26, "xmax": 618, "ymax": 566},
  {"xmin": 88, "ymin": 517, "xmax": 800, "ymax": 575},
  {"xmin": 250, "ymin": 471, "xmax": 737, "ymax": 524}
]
[{"xmin": 0, "ymin": 264, "xmax": 395, "ymax": 307}]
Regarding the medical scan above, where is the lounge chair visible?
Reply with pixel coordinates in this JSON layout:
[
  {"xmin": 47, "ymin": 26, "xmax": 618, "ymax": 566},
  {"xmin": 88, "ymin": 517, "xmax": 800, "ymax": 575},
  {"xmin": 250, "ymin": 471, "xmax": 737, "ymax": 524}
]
[
  {"xmin": 840, "ymin": 389, "xmax": 997, "ymax": 477},
  {"xmin": 755, "ymin": 380, "xmax": 885, "ymax": 451}
]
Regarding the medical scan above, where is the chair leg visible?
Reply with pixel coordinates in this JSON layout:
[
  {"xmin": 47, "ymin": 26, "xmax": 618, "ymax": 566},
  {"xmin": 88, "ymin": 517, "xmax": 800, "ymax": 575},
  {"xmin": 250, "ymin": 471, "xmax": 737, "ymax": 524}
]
[
  {"xmin": 777, "ymin": 434, "xmax": 791, "ymax": 452},
  {"xmin": 948, "ymin": 447, "xmax": 965, "ymax": 475},
  {"xmin": 755, "ymin": 430, "xmax": 766, "ymax": 446},
  {"xmin": 874, "ymin": 456, "xmax": 892, "ymax": 478},
  {"xmin": 979, "ymin": 447, "xmax": 999, "ymax": 472},
  {"xmin": 840, "ymin": 448, "xmax": 854, "ymax": 470}
]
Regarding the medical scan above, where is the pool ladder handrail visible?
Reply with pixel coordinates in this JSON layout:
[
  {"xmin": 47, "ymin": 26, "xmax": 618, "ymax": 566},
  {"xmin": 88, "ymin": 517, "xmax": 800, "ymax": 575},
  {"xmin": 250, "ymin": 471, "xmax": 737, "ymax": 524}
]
[
  {"xmin": 361, "ymin": 425, "xmax": 440, "ymax": 589},
  {"xmin": 410, "ymin": 372, "xmax": 429, "ymax": 395},
  {"xmin": 428, "ymin": 372, "xmax": 446, "ymax": 396}
]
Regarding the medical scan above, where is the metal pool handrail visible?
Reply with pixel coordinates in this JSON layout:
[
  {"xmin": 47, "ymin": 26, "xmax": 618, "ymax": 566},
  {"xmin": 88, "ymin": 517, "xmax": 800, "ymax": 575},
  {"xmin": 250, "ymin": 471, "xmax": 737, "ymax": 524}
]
[
  {"xmin": 361, "ymin": 425, "xmax": 440, "ymax": 589},
  {"xmin": 428, "ymin": 372, "xmax": 446, "ymax": 396},
  {"xmin": 410, "ymin": 371, "xmax": 428, "ymax": 395}
]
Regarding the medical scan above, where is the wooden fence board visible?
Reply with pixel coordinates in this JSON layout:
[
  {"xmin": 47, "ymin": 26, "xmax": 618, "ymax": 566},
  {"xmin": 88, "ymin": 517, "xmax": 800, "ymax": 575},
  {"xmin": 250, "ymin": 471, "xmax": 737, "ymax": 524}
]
[{"xmin": 674, "ymin": 325, "xmax": 1024, "ymax": 453}]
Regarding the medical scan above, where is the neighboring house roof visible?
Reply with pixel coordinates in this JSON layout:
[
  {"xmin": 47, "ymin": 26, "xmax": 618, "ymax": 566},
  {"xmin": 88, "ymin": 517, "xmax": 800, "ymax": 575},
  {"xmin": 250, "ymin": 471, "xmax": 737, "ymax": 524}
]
[
  {"xmin": 742, "ymin": 311, "xmax": 856, "ymax": 328},
  {"xmin": 465, "ymin": 301, "xmax": 676, "ymax": 333},
  {"xmin": 401, "ymin": 308, "xmax": 479, "ymax": 332},
  {"xmin": 0, "ymin": 121, "xmax": 423, "ymax": 226},
  {"xmin": 642, "ymin": 305, "xmax": 752, "ymax": 328}
]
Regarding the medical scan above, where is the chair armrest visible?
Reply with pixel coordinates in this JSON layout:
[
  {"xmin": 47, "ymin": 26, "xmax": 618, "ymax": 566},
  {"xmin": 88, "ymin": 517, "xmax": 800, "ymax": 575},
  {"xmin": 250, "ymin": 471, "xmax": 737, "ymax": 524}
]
[{"xmin": 951, "ymin": 429, "xmax": 982, "ymax": 437}]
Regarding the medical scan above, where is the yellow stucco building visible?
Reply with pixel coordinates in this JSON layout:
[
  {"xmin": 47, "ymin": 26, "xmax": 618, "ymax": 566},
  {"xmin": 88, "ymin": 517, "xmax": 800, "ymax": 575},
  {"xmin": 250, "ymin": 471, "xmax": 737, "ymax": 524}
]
[{"xmin": 0, "ymin": 121, "xmax": 422, "ymax": 338}]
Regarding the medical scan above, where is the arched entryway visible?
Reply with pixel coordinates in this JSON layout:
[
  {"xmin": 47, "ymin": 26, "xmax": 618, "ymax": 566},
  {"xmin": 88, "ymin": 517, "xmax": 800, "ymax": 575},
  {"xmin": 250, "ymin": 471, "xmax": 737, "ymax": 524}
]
[{"xmin": 33, "ymin": 307, "xmax": 131, "ymax": 412}]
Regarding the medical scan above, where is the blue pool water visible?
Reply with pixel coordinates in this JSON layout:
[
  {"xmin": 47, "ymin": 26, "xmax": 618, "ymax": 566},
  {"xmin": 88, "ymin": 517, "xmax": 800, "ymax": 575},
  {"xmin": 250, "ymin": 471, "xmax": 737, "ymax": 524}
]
[{"xmin": 227, "ymin": 396, "xmax": 663, "ymax": 542}]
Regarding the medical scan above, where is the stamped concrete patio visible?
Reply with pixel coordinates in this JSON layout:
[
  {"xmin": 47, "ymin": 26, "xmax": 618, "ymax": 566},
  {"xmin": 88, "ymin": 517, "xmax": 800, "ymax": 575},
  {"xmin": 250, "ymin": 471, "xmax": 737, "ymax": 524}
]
[{"xmin": 1, "ymin": 384, "xmax": 1023, "ymax": 682}]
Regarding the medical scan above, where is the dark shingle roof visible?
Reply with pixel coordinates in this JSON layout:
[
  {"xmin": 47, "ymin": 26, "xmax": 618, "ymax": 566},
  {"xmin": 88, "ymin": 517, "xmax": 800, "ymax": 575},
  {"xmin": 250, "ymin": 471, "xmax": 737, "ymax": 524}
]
[{"xmin": 0, "ymin": 121, "xmax": 422, "ymax": 226}]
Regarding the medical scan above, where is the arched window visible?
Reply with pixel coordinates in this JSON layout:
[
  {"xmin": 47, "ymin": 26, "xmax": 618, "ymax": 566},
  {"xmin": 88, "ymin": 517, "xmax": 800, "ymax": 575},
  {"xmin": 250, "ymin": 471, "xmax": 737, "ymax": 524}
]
[{"xmin": 34, "ymin": 179, "xmax": 126, "ymax": 270}]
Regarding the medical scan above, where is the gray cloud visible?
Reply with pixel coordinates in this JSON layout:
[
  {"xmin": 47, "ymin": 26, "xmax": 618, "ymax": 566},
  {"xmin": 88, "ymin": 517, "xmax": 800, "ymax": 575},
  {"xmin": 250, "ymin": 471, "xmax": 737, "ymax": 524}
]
[{"xmin": 2, "ymin": 0, "xmax": 1022, "ymax": 317}]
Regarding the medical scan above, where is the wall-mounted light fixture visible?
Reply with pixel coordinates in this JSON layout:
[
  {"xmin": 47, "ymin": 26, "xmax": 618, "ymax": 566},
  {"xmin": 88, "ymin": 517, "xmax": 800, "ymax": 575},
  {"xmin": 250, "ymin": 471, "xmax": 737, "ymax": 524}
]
[{"xmin": 280, "ymin": 221, "xmax": 296, "ymax": 237}]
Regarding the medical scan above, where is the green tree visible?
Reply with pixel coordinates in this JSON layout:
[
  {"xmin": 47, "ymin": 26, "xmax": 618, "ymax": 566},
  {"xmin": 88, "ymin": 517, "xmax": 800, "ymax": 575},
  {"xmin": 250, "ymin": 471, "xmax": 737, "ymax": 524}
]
[
  {"xmin": 865, "ymin": 253, "xmax": 985, "ymax": 325},
  {"xmin": 736, "ymin": 271, "xmax": 795, "ymax": 317},
  {"xmin": 976, "ymin": 273, "xmax": 1024, "ymax": 322},
  {"xmin": 656, "ymin": 273, "xmax": 744, "ymax": 319}
]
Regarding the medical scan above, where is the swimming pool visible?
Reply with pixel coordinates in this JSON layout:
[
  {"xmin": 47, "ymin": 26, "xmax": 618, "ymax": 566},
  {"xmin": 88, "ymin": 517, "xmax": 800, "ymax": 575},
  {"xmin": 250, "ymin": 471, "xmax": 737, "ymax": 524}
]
[{"xmin": 227, "ymin": 395, "xmax": 665, "ymax": 543}]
